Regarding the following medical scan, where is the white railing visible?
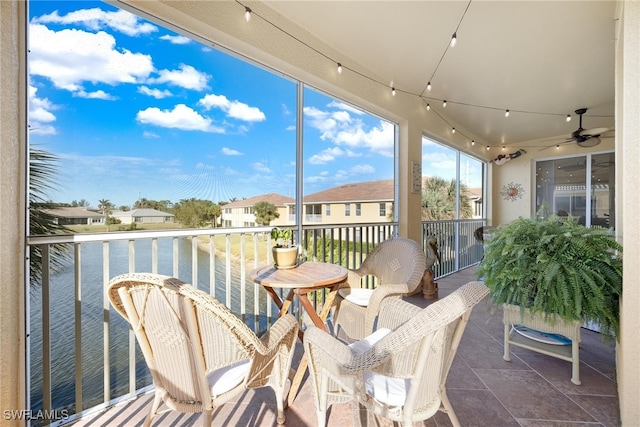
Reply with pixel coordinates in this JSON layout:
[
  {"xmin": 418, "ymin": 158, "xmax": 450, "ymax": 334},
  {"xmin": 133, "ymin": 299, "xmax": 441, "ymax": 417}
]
[
  {"xmin": 421, "ymin": 219, "xmax": 486, "ymax": 277},
  {"xmin": 26, "ymin": 220, "xmax": 482, "ymax": 426}
]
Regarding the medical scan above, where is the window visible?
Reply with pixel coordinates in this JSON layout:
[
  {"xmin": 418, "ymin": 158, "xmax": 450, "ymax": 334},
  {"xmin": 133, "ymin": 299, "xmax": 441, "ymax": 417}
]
[
  {"xmin": 355, "ymin": 203, "xmax": 361, "ymax": 216},
  {"xmin": 535, "ymin": 152, "xmax": 615, "ymax": 228},
  {"xmin": 302, "ymin": 87, "xmax": 396, "ymax": 226},
  {"xmin": 27, "ymin": 1, "xmax": 398, "ymax": 233},
  {"xmin": 379, "ymin": 203, "xmax": 386, "ymax": 217},
  {"xmin": 421, "ymin": 136, "xmax": 486, "ymax": 220},
  {"xmin": 305, "ymin": 204, "xmax": 322, "ymax": 222},
  {"xmin": 345, "ymin": 204, "xmax": 351, "ymax": 216}
]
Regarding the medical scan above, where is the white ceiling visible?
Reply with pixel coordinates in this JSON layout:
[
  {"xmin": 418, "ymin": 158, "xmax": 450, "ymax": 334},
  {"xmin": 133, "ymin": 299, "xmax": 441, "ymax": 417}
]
[{"xmin": 264, "ymin": 0, "xmax": 617, "ymax": 148}]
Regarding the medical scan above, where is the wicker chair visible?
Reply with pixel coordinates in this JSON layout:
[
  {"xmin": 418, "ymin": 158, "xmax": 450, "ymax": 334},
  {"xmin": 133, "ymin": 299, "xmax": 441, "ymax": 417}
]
[
  {"xmin": 304, "ymin": 281, "xmax": 489, "ymax": 427},
  {"xmin": 107, "ymin": 273, "xmax": 298, "ymax": 426},
  {"xmin": 333, "ymin": 237, "xmax": 426, "ymax": 341}
]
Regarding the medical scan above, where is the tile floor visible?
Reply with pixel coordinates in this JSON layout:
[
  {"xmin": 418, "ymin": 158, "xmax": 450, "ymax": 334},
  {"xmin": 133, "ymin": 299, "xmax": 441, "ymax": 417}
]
[{"xmin": 70, "ymin": 266, "xmax": 618, "ymax": 426}]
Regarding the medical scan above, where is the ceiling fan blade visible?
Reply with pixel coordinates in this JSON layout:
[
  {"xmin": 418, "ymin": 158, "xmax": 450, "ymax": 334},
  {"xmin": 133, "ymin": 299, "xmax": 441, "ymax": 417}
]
[
  {"xmin": 580, "ymin": 127, "xmax": 610, "ymax": 137},
  {"xmin": 538, "ymin": 141, "xmax": 570, "ymax": 152}
]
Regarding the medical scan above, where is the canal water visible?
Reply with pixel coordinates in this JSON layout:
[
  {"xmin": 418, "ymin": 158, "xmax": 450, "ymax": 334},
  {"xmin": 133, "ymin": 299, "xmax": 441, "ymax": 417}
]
[{"xmin": 28, "ymin": 237, "xmax": 275, "ymax": 415}]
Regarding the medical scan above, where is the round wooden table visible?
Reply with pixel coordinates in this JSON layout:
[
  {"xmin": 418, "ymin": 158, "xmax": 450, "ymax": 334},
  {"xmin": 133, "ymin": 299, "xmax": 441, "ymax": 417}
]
[{"xmin": 249, "ymin": 261, "xmax": 348, "ymax": 405}]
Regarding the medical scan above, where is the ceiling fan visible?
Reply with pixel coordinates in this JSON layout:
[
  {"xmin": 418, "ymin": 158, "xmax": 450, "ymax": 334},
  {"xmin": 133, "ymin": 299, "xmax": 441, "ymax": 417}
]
[{"xmin": 566, "ymin": 107, "xmax": 611, "ymax": 148}]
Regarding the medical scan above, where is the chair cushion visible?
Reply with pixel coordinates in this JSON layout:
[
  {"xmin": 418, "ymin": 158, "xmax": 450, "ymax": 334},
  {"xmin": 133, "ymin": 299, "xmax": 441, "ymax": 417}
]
[
  {"xmin": 338, "ymin": 287, "xmax": 374, "ymax": 306},
  {"xmin": 363, "ymin": 370, "xmax": 409, "ymax": 408},
  {"xmin": 348, "ymin": 328, "xmax": 391, "ymax": 354},
  {"xmin": 347, "ymin": 328, "xmax": 408, "ymax": 408},
  {"xmin": 207, "ymin": 359, "xmax": 251, "ymax": 397}
]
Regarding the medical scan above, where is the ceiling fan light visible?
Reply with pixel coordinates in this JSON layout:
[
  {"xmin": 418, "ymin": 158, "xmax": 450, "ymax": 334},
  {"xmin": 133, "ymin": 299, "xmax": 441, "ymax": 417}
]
[{"xmin": 577, "ymin": 137, "xmax": 601, "ymax": 148}]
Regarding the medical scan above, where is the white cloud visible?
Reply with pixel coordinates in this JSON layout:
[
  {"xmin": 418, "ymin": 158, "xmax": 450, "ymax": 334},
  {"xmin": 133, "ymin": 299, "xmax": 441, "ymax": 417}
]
[
  {"xmin": 308, "ymin": 147, "xmax": 347, "ymax": 165},
  {"xmin": 195, "ymin": 162, "xmax": 215, "ymax": 170},
  {"xmin": 306, "ymin": 174, "xmax": 328, "ymax": 183},
  {"xmin": 75, "ymin": 89, "xmax": 115, "ymax": 100},
  {"xmin": 307, "ymin": 164, "xmax": 373, "ymax": 184},
  {"xmin": 199, "ymin": 94, "xmax": 266, "ymax": 122},
  {"xmin": 303, "ymin": 106, "xmax": 337, "ymax": 140},
  {"xmin": 422, "ymin": 153, "xmax": 456, "ymax": 176},
  {"xmin": 136, "ymin": 104, "xmax": 225, "ymax": 133},
  {"xmin": 143, "ymin": 131, "xmax": 160, "ymax": 138},
  {"xmin": 29, "ymin": 24, "xmax": 154, "ymax": 91},
  {"xmin": 138, "ymin": 86, "xmax": 173, "ymax": 99},
  {"xmin": 28, "ymin": 85, "xmax": 57, "ymax": 135},
  {"xmin": 149, "ymin": 64, "xmax": 209, "ymax": 91},
  {"xmin": 252, "ymin": 162, "xmax": 272, "ymax": 174},
  {"xmin": 332, "ymin": 110, "xmax": 352, "ymax": 123},
  {"xmin": 304, "ymin": 103, "xmax": 394, "ymax": 158},
  {"xmin": 327, "ymin": 100, "xmax": 365, "ymax": 115},
  {"xmin": 349, "ymin": 164, "xmax": 375, "ymax": 175},
  {"xmin": 338, "ymin": 120, "xmax": 395, "ymax": 158},
  {"xmin": 159, "ymin": 34, "xmax": 191, "ymax": 45},
  {"xmin": 222, "ymin": 147, "xmax": 243, "ymax": 156},
  {"xmin": 32, "ymin": 8, "xmax": 158, "ymax": 36}
]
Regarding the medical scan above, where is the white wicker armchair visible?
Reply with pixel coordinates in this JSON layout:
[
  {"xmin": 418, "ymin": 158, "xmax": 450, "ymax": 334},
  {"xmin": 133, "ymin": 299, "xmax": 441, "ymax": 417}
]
[
  {"xmin": 333, "ymin": 237, "xmax": 426, "ymax": 341},
  {"xmin": 107, "ymin": 273, "xmax": 299, "ymax": 426},
  {"xmin": 304, "ymin": 281, "xmax": 489, "ymax": 427}
]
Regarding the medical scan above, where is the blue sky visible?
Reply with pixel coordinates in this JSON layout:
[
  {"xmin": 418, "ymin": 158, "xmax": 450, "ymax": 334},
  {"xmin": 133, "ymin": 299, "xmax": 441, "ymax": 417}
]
[{"xmin": 28, "ymin": 1, "xmax": 476, "ymax": 208}]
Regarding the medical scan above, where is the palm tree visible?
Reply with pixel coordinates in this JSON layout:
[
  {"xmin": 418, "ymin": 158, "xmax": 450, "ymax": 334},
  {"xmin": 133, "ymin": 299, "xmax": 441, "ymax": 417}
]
[
  {"xmin": 422, "ymin": 176, "xmax": 473, "ymax": 220},
  {"xmin": 29, "ymin": 146, "xmax": 71, "ymax": 284},
  {"xmin": 253, "ymin": 201, "xmax": 279, "ymax": 226},
  {"xmin": 207, "ymin": 204, "xmax": 222, "ymax": 227},
  {"xmin": 98, "ymin": 199, "xmax": 114, "ymax": 215}
]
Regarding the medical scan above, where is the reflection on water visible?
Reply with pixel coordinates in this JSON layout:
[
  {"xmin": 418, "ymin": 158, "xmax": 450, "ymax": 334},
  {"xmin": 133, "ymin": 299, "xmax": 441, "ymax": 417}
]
[{"xmin": 29, "ymin": 237, "xmax": 272, "ymax": 415}]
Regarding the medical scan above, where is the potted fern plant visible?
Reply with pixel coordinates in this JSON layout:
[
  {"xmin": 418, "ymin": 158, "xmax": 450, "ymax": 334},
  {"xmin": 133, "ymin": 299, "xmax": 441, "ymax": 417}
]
[
  {"xmin": 477, "ymin": 215, "xmax": 622, "ymax": 337},
  {"xmin": 271, "ymin": 227, "xmax": 298, "ymax": 269}
]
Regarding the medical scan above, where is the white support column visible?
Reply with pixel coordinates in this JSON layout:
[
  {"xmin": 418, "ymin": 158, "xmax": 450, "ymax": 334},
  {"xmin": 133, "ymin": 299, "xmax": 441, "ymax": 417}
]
[
  {"xmin": 0, "ymin": 1, "xmax": 28, "ymax": 426},
  {"xmin": 616, "ymin": 0, "xmax": 640, "ymax": 424}
]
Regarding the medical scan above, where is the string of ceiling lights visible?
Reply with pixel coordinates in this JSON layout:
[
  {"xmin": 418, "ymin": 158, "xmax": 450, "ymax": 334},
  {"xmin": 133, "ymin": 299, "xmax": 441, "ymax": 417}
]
[{"xmin": 237, "ymin": 1, "xmax": 610, "ymax": 150}]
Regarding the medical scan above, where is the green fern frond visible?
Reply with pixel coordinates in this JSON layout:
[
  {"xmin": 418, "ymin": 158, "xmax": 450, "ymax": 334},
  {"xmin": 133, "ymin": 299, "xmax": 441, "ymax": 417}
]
[{"xmin": 477, "ymin": 215, "xmax": 622, "ymax": 337}]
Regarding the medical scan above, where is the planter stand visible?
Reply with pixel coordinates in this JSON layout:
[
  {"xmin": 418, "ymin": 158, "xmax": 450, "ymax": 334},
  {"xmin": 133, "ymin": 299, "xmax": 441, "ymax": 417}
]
[{"xmin": 503, "ymin": 304, "xmax": 582, "ymax": 385}]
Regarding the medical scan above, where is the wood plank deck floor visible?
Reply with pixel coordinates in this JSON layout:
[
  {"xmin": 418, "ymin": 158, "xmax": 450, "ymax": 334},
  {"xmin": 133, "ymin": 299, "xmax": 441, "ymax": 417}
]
[{"xmin": 69, "ymin": 267, "xmax": 618, "ymax": 427}]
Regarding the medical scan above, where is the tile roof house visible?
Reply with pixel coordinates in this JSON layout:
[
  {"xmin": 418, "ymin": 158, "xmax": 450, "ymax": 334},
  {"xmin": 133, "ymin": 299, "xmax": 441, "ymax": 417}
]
[
  {"xmin": 42, "ymin": 207, "xmax": 106, "ymax": 226},
  {"xmin": 110, "ymin": 208, "xmax": 175, "ymax": 225},
  {"xmin": 303, "ymin": 180, "xmax": 394, "ymax": 224},
  {"xmin": 222, "ymin": 193, "xmax": 295, "ymax": 228},
  {"xmin": 221, "ymin": 181, "xmax": 395, "ymax": 227}
]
